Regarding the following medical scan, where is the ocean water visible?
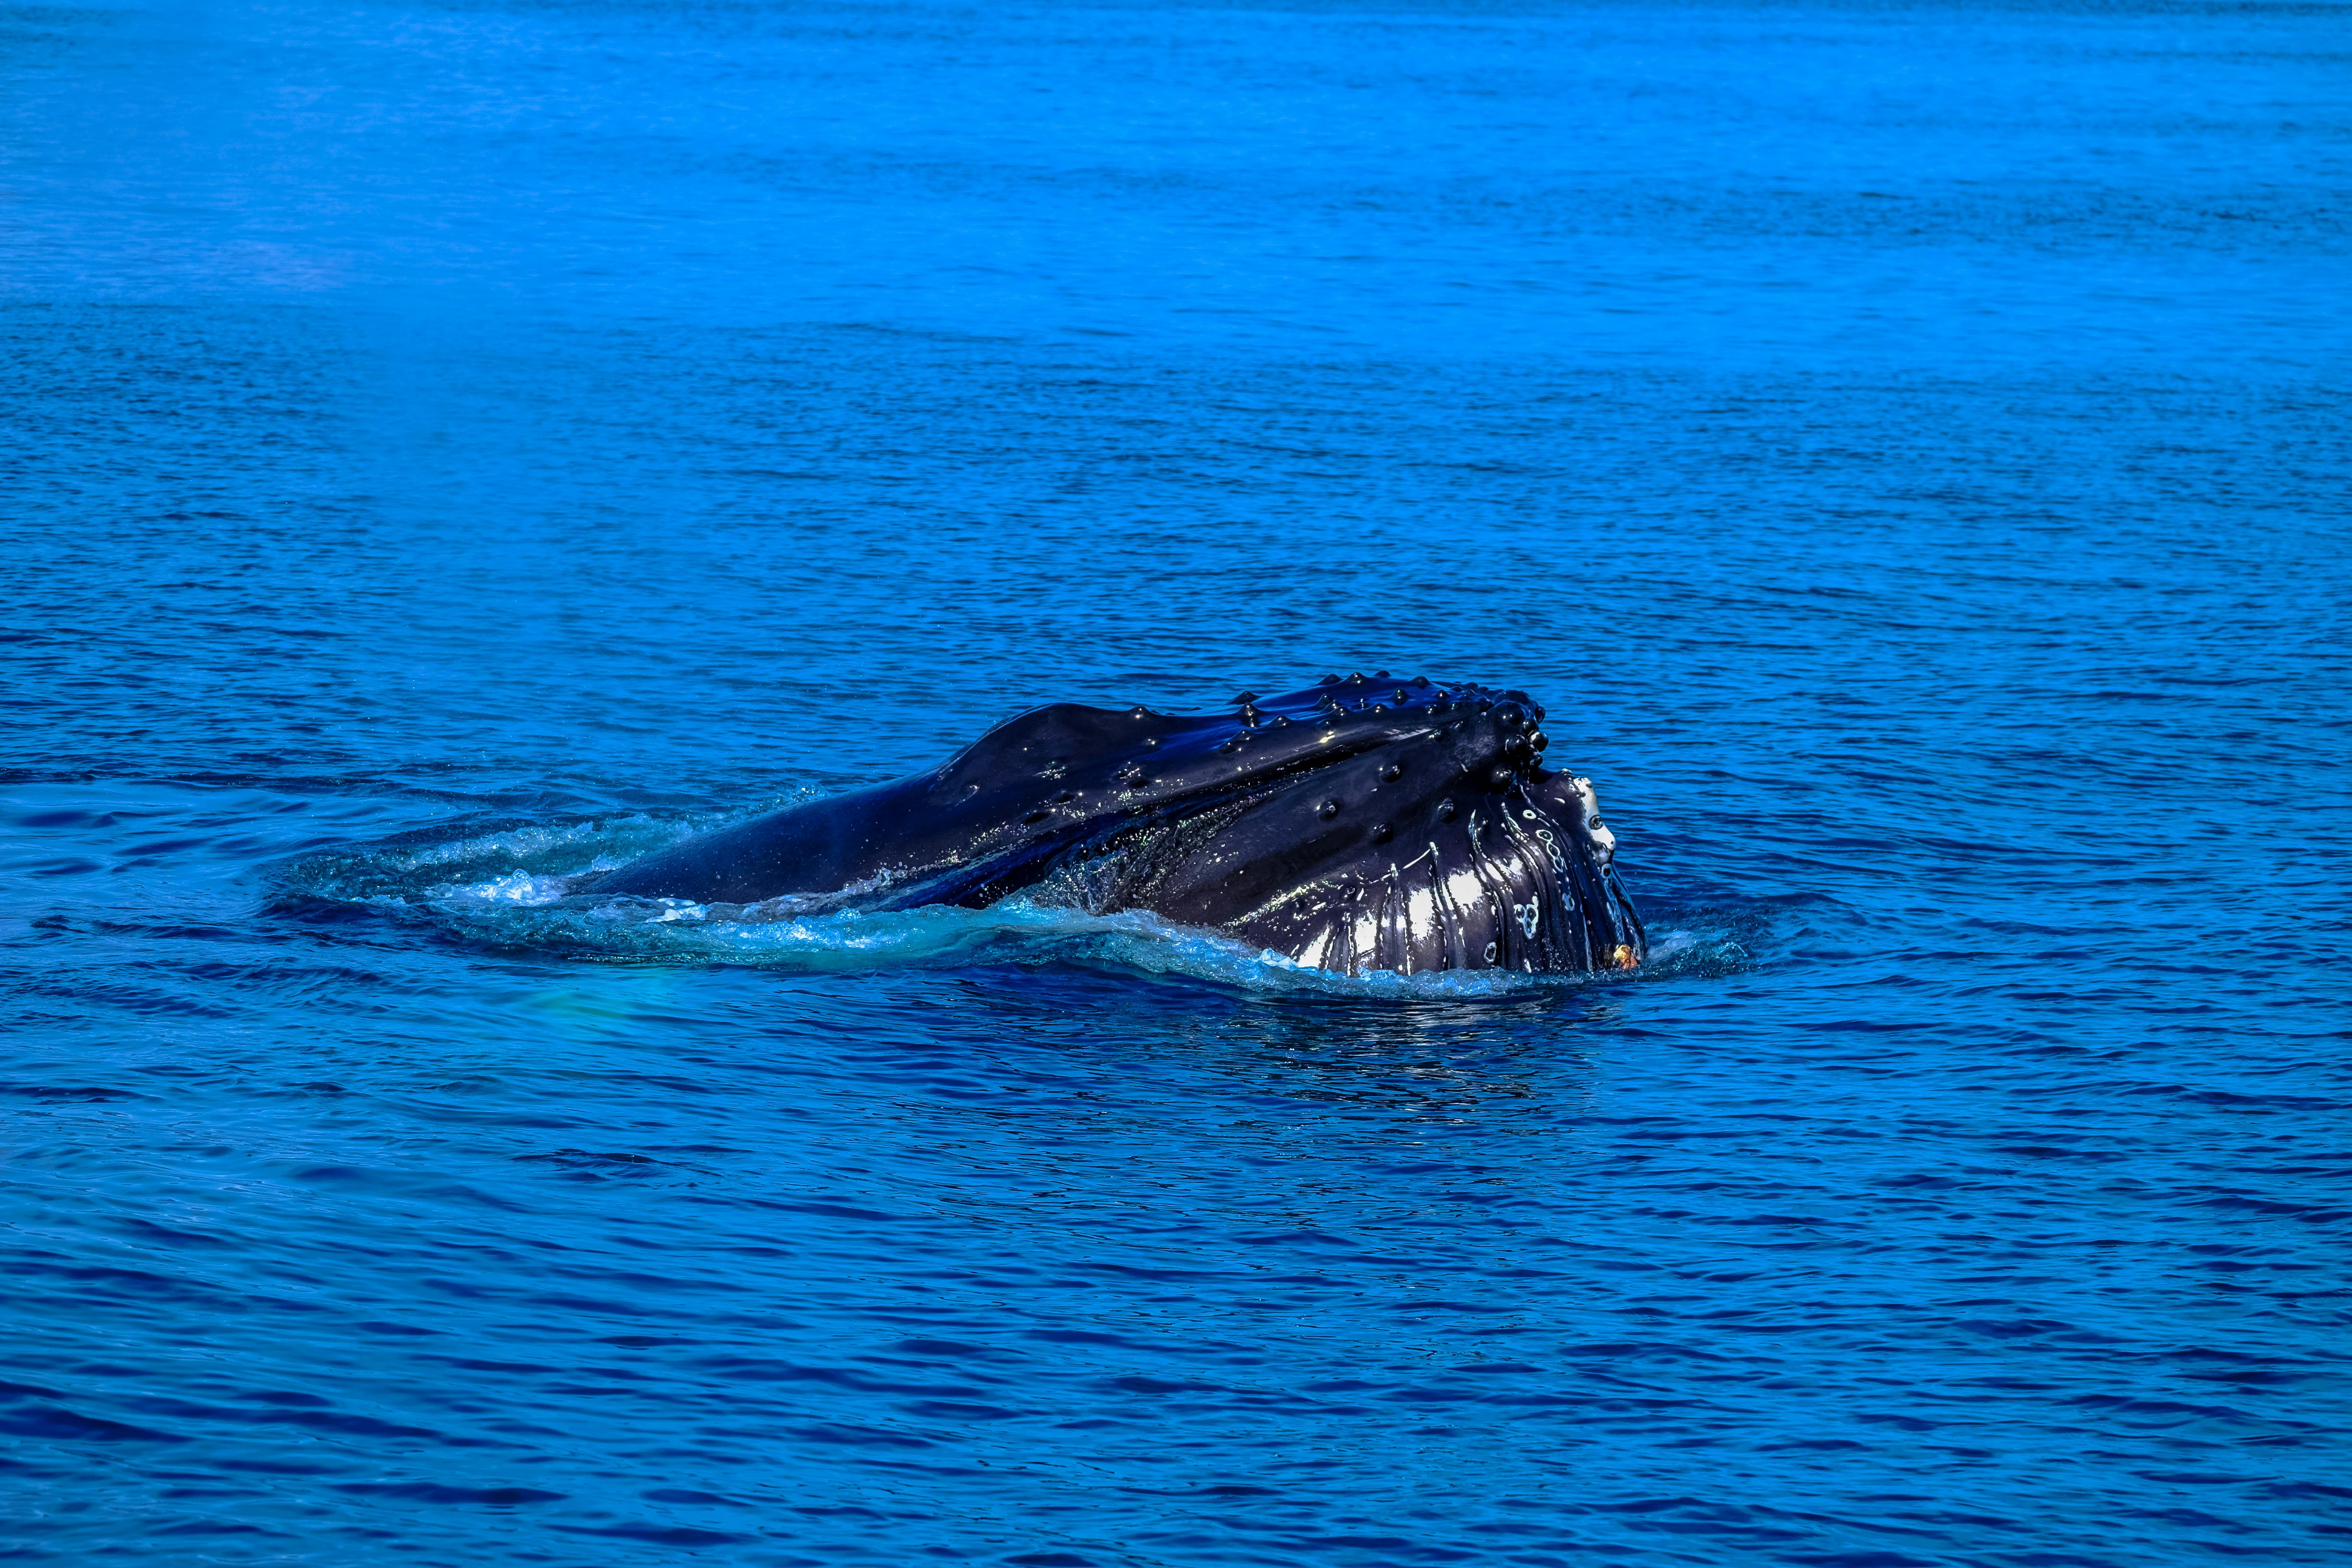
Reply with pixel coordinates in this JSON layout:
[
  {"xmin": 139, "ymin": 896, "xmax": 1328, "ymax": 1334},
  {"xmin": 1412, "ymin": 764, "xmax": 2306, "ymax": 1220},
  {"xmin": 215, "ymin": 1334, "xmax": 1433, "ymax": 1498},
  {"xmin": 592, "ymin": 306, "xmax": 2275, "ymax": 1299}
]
[{"xmin": 4, "ymin": 0, "xmax": 2349, "ymax": 1562}]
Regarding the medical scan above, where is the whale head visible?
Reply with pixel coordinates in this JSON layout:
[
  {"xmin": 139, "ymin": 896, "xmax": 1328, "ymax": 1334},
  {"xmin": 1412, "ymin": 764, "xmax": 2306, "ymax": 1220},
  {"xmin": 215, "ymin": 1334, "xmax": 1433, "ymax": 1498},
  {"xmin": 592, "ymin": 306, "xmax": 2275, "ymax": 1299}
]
[
  {"xmin": 906, "ymin": 672, "xmax": 1644, "ymax": 975},
  {"xmin": 1068, "ymin": 675, "xmax": 1645, "ymax": 975},
  {"xmin": 592, "ymin": 671, "xmax": 1645, "ymax": 976}
]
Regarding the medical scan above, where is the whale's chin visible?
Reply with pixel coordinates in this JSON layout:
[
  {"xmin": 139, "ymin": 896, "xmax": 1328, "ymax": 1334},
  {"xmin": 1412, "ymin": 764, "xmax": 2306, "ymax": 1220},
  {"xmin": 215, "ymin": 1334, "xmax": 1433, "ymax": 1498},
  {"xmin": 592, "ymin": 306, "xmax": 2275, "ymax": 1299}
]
[{"xmin": 594, "ymin": 673, "xmax": 1645, "ymax": 976}]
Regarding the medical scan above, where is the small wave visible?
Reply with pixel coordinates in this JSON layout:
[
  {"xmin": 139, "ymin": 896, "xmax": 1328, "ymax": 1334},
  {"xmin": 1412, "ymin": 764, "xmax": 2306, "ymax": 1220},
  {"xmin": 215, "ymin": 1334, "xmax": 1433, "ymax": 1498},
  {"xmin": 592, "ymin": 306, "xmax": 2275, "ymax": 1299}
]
[
  {"xmin": 288, "ymin": 811, "xmax": 694, "ymax": 905},
  {"xmin": 405, "ymin": 886, "xmax": 1584, "ymax": 995},
  {"xmin": 281, "ymin": 815, "xmax": 1752, "ymax": 995},
  {"xmin": 1636, "ymin": 921, "xmax": 1755, "ymax": 982}
]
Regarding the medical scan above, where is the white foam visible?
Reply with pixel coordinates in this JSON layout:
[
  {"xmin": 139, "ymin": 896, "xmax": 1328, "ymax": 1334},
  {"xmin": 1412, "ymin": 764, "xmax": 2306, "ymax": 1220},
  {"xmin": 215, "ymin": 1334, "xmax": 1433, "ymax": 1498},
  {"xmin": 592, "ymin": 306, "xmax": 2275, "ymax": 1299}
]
[
  {"xmin": 446, "ymin": 870, "xmax": 574, "ymax": 906},
  {"xmin": 298, "ymin": 812, "xmax": 1730, "ymax": 996}
]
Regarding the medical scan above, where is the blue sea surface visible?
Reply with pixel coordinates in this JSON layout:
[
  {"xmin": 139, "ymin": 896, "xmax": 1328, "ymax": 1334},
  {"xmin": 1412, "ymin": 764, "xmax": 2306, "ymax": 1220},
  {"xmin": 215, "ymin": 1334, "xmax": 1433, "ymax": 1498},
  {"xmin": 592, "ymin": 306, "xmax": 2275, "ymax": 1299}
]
[{"xmin": 4, "ymin": 0, "xmax": 2349, "ymax": 1562}]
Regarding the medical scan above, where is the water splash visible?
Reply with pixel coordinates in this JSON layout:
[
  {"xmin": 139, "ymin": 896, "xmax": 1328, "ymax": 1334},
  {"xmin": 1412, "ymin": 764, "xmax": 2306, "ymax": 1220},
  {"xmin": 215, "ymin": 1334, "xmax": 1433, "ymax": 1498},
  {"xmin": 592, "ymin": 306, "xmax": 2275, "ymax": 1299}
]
[{"xmin": 281, "ymin": 814, "xmax": 1751, "ymax": 993}]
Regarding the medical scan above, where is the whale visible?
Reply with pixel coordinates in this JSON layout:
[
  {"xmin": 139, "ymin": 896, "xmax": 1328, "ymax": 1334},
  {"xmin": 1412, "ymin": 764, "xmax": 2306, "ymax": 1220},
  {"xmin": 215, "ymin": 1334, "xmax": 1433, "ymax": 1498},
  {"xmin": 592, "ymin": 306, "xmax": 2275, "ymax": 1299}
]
[{"xmin": 593, "ymin": 673, "xmax": 1645, "ymax": 976}]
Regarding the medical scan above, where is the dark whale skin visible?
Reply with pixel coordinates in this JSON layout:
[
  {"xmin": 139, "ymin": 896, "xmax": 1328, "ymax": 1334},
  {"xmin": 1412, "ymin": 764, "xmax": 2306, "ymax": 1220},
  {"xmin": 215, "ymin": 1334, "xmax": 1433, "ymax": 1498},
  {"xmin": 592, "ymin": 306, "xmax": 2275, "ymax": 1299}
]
[{"xmin": 593, "ymin": 674, "xmax": 1644, "ymax": 976}]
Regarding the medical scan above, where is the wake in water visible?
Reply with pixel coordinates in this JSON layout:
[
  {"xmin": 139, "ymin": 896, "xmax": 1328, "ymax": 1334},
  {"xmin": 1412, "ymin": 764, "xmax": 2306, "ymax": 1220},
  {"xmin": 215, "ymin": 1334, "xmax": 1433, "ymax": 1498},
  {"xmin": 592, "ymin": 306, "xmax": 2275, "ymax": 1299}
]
[{"xmin": 279, "ymin": 810, "xmax": 1752, "ymax": 994}]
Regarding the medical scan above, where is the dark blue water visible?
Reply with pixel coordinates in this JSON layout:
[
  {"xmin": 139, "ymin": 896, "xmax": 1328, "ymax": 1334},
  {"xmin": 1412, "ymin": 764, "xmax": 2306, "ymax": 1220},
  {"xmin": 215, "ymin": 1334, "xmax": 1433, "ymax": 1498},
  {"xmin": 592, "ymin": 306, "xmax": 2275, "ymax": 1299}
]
[{"xmin": 5, "ymin": 0, "xmax": 2349, "ymax": 1561}]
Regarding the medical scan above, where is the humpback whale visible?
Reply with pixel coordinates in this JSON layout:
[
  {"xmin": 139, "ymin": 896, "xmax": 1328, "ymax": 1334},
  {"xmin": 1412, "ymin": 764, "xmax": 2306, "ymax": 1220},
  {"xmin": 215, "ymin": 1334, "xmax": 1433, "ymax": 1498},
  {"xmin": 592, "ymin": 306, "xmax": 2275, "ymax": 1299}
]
[{"xmin": 595, "ymin": 674, "xmax": 1644, "ymax": 976}]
